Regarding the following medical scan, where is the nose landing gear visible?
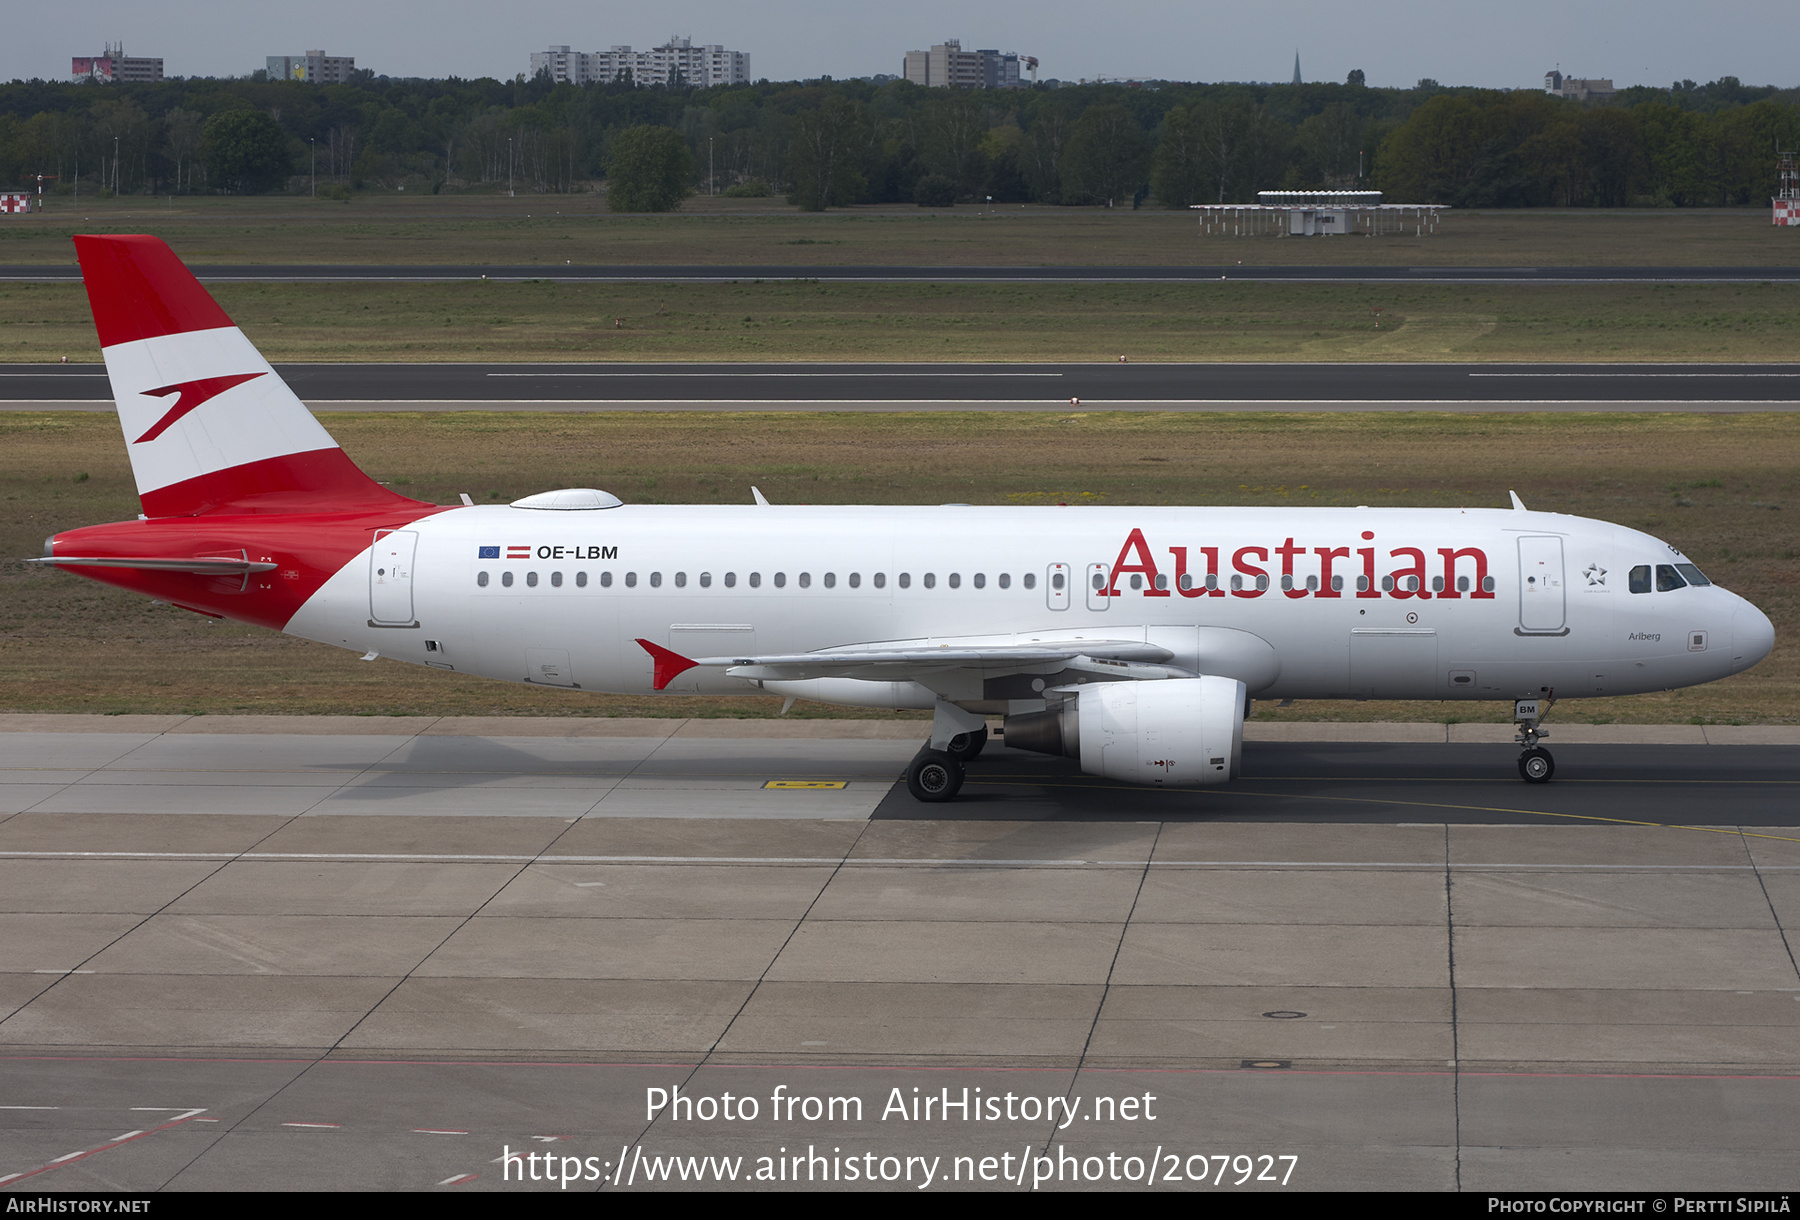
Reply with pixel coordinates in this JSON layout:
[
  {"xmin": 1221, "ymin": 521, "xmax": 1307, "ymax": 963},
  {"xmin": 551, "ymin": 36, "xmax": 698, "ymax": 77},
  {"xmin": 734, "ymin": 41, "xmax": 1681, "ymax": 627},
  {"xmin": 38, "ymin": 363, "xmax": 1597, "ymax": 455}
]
[{"xmin": 1514, "ymin": 692, "xmax": 1556, "ymax": 783}]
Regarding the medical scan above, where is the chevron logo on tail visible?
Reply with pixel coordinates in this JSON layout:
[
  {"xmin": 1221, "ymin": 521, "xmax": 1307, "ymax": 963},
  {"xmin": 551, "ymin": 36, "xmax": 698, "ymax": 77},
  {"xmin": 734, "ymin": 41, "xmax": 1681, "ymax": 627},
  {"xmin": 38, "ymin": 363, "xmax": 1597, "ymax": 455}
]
[{"xmin": 134, "ymin": 373, "xmax": 267, "ymax": 443}]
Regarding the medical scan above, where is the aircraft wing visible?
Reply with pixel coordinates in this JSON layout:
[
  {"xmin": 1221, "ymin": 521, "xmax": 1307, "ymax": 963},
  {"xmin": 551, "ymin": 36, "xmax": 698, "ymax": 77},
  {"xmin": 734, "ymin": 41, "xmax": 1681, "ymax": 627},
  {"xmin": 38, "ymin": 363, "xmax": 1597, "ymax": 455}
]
[{"xmin": 636, "ymin": 637, "xmax": 1181, "ymax": 690}]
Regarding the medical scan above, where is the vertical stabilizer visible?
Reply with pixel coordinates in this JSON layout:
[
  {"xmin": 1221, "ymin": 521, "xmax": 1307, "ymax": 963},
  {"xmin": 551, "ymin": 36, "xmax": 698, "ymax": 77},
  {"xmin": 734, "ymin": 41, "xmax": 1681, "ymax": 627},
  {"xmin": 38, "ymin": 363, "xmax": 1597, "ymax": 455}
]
[{"xmin": 74, "ymin": 235, "xmax": 426, "ymax": 517}]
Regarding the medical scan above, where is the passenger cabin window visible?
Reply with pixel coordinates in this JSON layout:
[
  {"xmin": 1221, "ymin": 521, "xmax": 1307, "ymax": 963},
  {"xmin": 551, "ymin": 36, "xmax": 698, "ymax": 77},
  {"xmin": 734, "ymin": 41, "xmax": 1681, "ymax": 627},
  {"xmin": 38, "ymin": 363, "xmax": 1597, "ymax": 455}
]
[
  {"xmin": 477, "ymin": 571, "xmax": 489, "ymax": 587},
  {"xmin": 999, "ymin": 574, "xmax": 1011, "ymax": 589},
  {"xmin": 526, "ymin": 571, "xmax": 538, "ymax": 587},
  {"xmin": 973, "ymin": 573, "xmax": 985, "ymax": 589},
  {"xmin": 948, "ymin": 573, "xmax": 960, "ymax": 589},
  {"xmin": 924, "ymin": 573, "xmax": 937, "ymax": 589},
  {"xmin": 625, "ymin": 572, "xmax": 637, "ymax": 588},
  {"xmin": 874, "ymin": 573, "xmax": 886, "ymax": 588},
  {"xmin": 824, "ymin": 573, "xmax": 836, "ymax": 588},
  {"xmin": 502, "ymin": 571, "xmax": 514, "ymax": 588},
  {"xmin": 798, "ymin": 572, "xmax": 811, "ymax": 588},
  {"xmin": 650, "ymin": 572, "xmax": 662, "ymax": 588},
  {"xmin": 551, "ymin": 571, "xmax": 562, "ymax": 588},
  {"xmin": 1656, "ymin": 564, "xmax": 1687, "ymax": 592},
  {"xmin": 724, "ymin": 572, "xmax": 736, "ymax": 587},
  {"xmin": 749, "ymin": 572, "xmax": 761, "ymax": 588},
  {"xmin": 1629, "ymin": 565, "xmax": 1652, "ymax": 594},
  {"xmin": 699, "ymin": 572, "xmax": 712, "ymax": 588},
  {"xmin": 848, "ymin": 573, "xmax": 860, "ymax": 588},
  {"xmin": 577, "ymin": 572, "xmax": 589, "ymax": 588},
  {"xmin": 674, "ymin": 572, "xmax": 686, "ymax": 588},
  {"xmin": 899, "ymin": 573, "xmax": 911, "ymax": 589},
  {"xmin": 599, "ymin": 571, "xmax": 612, "ymax": 588}
]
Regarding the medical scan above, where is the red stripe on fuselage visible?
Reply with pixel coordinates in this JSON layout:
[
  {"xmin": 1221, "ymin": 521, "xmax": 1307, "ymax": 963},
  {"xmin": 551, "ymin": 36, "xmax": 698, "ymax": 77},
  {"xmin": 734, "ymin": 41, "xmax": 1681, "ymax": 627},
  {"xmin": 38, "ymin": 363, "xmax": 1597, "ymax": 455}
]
[{"xmin": 50, "ymin": 505, "xmax": 452, "ymax": 631}]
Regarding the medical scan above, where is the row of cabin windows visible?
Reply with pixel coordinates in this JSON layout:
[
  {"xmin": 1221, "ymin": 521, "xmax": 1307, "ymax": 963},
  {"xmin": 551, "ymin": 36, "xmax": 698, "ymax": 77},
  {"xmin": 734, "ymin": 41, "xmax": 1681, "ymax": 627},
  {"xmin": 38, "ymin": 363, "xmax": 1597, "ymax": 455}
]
[
  {"xmin": 474, "ymin": 568, "xmax": 1500, "ymax": 595},
  {"xmin": 1628, "ymin": 563, "xmax": 1712, "ymax": 594},
  {"xmin": 475, "ymin": 570, "xmax": 1045, "ymax": 591}
]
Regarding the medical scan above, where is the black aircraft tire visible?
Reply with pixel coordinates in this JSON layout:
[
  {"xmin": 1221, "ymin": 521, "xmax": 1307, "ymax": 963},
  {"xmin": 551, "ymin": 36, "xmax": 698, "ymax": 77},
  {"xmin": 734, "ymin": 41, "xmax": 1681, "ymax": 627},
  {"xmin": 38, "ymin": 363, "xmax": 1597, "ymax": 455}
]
[
  {"xmin": 907, "ymin": 750, "xmax": 965, "ymax": 802},
  {"xmin": 1518, "ymin": 747, "xmax": 1555, "ymax": 784},
  {"xmin": 946, "ymin": 727, "xmax": 989, "ymax": 762}
]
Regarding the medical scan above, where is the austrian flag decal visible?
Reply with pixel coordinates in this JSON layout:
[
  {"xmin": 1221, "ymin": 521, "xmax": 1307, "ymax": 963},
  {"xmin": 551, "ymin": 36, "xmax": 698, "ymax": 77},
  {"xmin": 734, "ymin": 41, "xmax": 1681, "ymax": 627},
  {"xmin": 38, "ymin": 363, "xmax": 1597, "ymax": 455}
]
[{"xmin": 506, "ymin": 546, "xmax": 531, "ymax": 559}]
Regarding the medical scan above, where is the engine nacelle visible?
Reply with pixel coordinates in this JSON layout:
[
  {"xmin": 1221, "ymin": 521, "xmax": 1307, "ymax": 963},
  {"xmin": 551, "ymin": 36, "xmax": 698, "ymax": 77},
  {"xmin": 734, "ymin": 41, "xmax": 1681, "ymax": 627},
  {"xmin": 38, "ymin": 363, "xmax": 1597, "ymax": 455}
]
[{"xmin": 1003, "ymin": 676, "xmax": 1247, "ymax": 786}]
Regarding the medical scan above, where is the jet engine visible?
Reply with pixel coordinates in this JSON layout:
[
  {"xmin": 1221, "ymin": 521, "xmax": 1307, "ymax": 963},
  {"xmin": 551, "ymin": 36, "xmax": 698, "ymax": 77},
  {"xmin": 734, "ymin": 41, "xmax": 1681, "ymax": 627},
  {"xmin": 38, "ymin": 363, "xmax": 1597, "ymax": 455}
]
[{"xmin": 1002, "ymin": 675, "xmax": 1247, "ymax": 786}]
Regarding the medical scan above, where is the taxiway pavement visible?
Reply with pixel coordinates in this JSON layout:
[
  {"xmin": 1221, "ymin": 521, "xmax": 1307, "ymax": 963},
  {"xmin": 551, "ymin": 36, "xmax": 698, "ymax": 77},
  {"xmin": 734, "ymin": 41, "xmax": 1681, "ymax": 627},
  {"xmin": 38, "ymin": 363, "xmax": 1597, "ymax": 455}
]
[
  {"xmin": 1, "ymin": 717, "xmax": 1796, "ymax": 1191},
  {"xmin": 5, "ymin": 361, "xmax": 1800, "ymax": 413},
  {"xmin": 5, "ymin": 263, "xmax": 1800, "ymax": 284}
]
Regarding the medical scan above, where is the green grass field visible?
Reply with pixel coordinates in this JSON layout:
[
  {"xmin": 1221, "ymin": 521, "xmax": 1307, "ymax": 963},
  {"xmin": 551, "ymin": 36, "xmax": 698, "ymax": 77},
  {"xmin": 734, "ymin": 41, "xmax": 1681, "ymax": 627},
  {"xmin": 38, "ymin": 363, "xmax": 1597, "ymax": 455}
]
[
  {"xmin": 2, "ymin": 410, "xmax": 1792, "ymax": 723},
  {"xmin": 0, "ymin": 195, "xmax": 1795, "ymax": 267},
  {"xmin": 5, "ymin": 279, "xmax": 1799, "ymax": 364}
]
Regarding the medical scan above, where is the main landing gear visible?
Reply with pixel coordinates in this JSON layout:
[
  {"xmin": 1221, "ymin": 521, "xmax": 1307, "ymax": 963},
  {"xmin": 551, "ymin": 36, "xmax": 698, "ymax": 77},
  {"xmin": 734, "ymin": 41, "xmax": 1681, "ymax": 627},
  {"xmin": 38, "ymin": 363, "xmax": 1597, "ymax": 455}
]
[
  {"xmin": 907, "ymin": 703, "xmax": 987, "ymax": 802},
  {"xmin": 1513, "ymin": 692, "xmax": 1556, "ymax": 784},
  {"xmin": 906, "ymin": 749, "xmax": 964, "ymax": 802},
  {"xmin": 945, "ymin": 726, "xmax": 988, "ymax": 761}
]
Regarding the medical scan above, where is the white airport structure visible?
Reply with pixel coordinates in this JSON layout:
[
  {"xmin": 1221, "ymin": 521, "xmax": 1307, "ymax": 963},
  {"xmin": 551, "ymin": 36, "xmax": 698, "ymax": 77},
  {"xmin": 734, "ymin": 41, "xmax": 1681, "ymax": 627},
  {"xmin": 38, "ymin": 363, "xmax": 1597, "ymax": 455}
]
[
  {"xmin": 902, "ymin": 41, "xmax": 1030, "ymax": 88},
  {"xmin": 71, "ymin": 44, "xmax": 163, "ymax": 84},
  {"xmin": 1193, "ymin": 190, "xmax": 1445, "ymax": 237},
  {"xmin": 1775, "ymin": 150, "xmax": 1799, "ymax": 226},
  {"xmin": 266, "ymin": 50, "xmax": 355, "ymax": 84},
  {"xmin": 531, "ymin": 38, "xmax": 751, "ymax": 88}
]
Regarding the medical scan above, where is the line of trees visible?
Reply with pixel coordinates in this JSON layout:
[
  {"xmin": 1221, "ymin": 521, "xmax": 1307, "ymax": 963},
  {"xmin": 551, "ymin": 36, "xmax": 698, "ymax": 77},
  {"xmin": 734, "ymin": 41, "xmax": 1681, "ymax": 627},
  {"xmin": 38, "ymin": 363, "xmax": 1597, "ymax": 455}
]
[{"xmin": 0, "ymin": 72, "xmax": 1795, "ymax": 208}]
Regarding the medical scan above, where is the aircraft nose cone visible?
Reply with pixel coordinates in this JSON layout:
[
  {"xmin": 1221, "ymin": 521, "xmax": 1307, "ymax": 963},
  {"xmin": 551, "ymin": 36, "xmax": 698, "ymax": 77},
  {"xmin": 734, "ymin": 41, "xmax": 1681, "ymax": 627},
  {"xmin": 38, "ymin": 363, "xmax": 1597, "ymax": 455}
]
[{"xmin": 1732, "ymin": 603, "xmax": 1776, "ymax": 671}]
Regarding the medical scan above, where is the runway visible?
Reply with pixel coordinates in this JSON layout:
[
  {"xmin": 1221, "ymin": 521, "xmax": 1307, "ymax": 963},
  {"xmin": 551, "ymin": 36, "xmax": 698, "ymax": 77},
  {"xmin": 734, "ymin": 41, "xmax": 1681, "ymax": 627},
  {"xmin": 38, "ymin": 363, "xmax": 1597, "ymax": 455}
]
[
  {"xmin": 5, "ymin": 262, "xmax": 1799, "ymax": 284},
  {"xmin": 2, "ymin": 717, "xmax": 1797, "ymax": 1191},
  {"xmin": 7, "ymin": 361, "xmax": 1800, "ymax": 412}
]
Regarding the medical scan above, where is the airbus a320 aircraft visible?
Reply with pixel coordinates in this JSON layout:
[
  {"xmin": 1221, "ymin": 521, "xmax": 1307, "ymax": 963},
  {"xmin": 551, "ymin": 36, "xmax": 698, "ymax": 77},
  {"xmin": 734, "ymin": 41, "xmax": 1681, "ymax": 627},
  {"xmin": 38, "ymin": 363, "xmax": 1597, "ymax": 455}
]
[{"xmin": 37, "ymin": 236, "xmax": 1776, "ymax": 801}]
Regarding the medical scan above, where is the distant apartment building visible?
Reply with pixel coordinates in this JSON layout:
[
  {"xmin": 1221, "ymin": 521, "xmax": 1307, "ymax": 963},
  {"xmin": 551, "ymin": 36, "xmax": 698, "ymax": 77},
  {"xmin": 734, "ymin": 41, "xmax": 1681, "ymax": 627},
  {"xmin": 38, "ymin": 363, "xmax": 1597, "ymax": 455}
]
[
  {"xmin": 530, "ymin": 37, "xmax": 750, "ymax": 88},
  {"xmin": 1544, "ymin": 69, "xmax": 1615, "ymax": 102},
  {"xmin": 267, "ymin": 50, "xmax": 356, "ymax": 84},
  {"xmin": 903, "ymin": 41, "xmax": 1023, "ymax": 88},
  {"xmin": 71, "ymin": 43, "xmax": 164, "ymax": 83}
]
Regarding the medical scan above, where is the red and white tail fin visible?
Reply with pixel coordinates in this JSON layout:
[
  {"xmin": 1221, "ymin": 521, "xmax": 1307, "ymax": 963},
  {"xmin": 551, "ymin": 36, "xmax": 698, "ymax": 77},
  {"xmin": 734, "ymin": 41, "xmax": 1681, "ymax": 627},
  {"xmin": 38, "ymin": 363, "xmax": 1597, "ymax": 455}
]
[{"xmin": 74, "ymin": 235, "xmax": 424, "ymax": 518}]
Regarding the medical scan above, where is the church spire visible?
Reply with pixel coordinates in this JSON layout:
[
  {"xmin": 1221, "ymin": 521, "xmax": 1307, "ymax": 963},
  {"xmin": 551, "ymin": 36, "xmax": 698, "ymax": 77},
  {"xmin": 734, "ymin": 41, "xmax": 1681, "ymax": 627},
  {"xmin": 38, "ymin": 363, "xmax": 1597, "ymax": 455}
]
[{"xmin": 1292, "ymin": 51, "xmax": 1302, "ymax": 85}]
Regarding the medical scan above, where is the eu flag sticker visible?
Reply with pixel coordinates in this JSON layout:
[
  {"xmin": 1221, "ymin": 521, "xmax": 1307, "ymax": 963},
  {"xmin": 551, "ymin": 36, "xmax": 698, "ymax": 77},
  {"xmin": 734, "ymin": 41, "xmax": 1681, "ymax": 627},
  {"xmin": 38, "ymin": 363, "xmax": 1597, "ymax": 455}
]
[{"xmin": 478, "ymin": 546, "xmax": 500, "ymax": 559}]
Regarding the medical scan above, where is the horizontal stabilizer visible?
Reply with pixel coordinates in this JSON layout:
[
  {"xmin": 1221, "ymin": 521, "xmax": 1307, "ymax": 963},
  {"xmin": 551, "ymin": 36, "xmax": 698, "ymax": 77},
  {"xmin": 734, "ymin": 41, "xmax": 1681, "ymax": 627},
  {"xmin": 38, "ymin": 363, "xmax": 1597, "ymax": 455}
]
[{"xmin": 31, "ymin": 555, "xmax": 280, "ymax": 574}]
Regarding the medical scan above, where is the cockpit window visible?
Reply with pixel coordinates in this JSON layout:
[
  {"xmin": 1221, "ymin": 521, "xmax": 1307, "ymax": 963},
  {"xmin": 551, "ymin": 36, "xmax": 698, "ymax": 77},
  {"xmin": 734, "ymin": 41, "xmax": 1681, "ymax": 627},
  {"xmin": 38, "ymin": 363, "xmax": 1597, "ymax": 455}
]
[
  {"xmin": 1674, "ymin": 563, "xmax": 1712, "ymax": 588},
  {"xmin": 1628, "ymin": 565, "xmax": 1652, "ymax": 594},
  {"xmin": 1655, "ymin": 564, "xmax": 1688, "ymax": 592}
]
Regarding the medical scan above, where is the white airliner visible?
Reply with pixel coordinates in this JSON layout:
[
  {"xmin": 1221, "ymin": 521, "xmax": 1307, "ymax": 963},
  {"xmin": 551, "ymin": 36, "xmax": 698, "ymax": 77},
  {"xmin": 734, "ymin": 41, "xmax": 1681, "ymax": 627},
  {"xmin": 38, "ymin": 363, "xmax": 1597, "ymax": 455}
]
[{"xmin": 38, "ymin": 236, "xmax": 1776, "ymax": 801}]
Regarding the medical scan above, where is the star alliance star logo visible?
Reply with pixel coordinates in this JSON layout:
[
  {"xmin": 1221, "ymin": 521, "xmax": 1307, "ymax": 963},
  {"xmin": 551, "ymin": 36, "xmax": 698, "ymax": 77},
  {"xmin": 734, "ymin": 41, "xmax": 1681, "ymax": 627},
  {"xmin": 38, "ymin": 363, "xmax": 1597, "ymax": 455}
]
[{"xmin": 1583, "ymin": 563, "xmax": 1607, "ymax": 586}]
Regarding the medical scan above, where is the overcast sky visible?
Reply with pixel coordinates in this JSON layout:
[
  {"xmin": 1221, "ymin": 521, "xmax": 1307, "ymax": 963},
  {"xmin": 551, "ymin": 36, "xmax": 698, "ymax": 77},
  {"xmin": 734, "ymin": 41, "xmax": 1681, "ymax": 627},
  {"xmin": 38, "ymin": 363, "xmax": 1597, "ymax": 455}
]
[{"xmin": 11, "ymin": 1, "xmax": 1796, "ymax": 90}]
